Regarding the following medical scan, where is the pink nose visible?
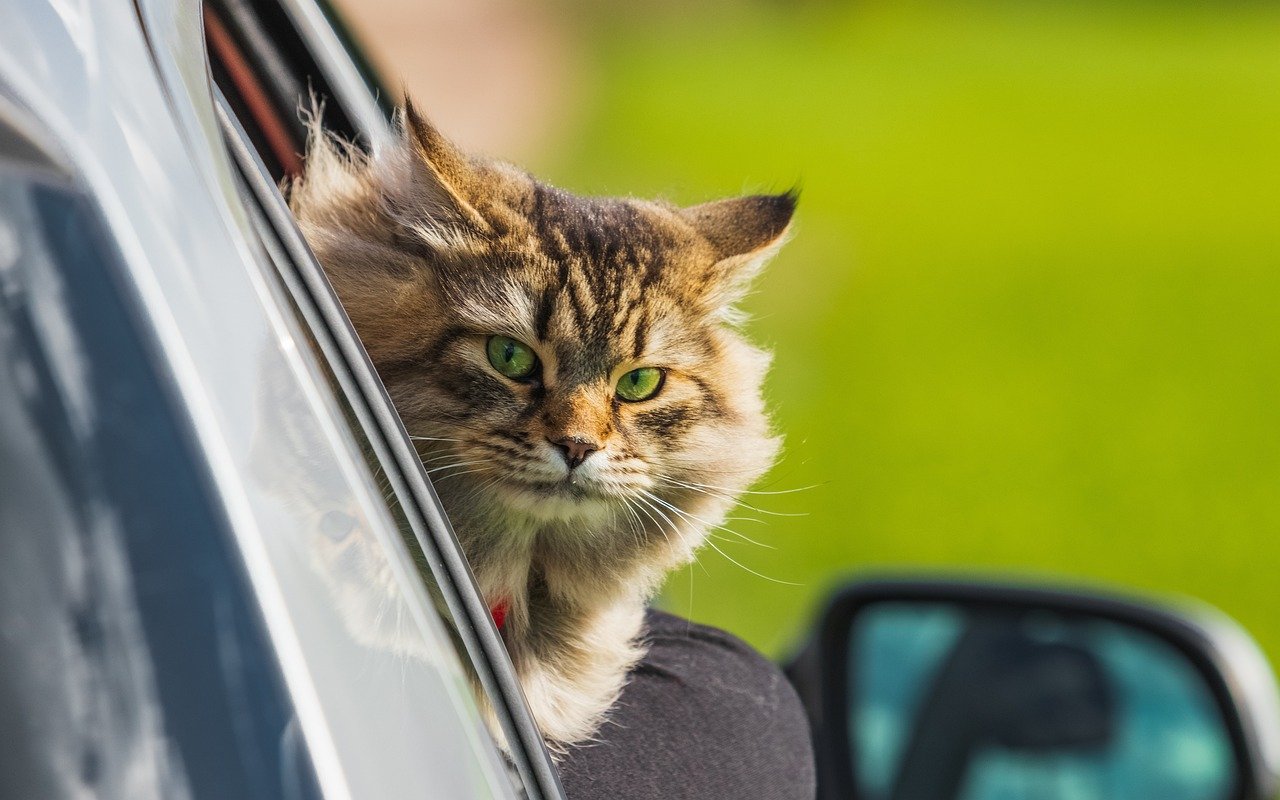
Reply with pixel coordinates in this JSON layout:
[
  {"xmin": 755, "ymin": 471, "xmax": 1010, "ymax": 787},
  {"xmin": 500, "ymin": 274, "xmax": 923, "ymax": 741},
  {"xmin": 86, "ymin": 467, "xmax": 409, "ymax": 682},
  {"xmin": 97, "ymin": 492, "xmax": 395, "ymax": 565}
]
[{"xmin": 550, "ymin": 436, "xmax": 600, "ymax": 470}]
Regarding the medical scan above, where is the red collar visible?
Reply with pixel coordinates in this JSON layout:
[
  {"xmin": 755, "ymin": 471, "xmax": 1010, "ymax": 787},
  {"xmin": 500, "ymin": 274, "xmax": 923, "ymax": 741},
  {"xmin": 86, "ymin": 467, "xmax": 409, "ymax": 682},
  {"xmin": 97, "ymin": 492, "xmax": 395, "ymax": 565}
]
[{"xmin": 490, "ymin": 599, "xmax": 509, "ymax": 630}]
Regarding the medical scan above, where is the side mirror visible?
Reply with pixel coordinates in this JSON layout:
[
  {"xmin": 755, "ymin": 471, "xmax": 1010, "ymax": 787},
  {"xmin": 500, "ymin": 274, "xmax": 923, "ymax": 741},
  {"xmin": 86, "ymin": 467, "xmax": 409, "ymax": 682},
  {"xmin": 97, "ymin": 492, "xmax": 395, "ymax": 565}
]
[{"xmin": 787, "ymin": 578, "xmax": 1280, "ymax": 800}]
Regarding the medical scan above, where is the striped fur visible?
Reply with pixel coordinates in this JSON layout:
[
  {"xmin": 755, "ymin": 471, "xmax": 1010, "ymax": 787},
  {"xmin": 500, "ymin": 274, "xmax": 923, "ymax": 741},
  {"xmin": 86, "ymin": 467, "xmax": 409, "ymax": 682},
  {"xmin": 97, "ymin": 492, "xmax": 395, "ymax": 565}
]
[{"xmin": 290, "ymin": 104, "xmax": 794, "ymax": 748}]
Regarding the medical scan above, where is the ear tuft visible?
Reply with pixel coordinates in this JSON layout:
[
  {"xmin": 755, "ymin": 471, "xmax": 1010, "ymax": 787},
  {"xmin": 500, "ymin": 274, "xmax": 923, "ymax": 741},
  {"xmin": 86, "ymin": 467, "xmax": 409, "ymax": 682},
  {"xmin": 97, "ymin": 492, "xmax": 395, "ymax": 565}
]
[
  {"xmin": 401, "ymin": 100, "xmax": 474, "ymax": 197},
  {"xmin": 679, "ymin": 190, "xmax": 797, "ymax": 317},
  {"xmin": 681, "ymin": 189, "xmax": 797, "ymax": 262},
  {"xmin": 378, "ymin": 102, "xmax": 492, "ymax": 246}
]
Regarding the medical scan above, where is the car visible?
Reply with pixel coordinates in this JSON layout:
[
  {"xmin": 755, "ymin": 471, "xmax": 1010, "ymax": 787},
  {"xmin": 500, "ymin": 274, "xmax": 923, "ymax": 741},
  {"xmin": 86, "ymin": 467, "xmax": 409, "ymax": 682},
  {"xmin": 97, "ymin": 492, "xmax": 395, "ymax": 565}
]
[{"xmin": 0, "ymin": 1, "xmax": 1276, "ymax": 798}]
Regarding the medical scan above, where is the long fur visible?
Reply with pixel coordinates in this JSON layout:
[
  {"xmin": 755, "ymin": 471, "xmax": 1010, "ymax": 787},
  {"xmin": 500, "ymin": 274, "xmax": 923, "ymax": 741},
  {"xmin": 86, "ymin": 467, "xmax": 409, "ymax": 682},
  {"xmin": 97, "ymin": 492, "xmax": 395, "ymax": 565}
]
[{"xmin": 290, "ymin": 104, "xmax": 794, "ymax": 748}]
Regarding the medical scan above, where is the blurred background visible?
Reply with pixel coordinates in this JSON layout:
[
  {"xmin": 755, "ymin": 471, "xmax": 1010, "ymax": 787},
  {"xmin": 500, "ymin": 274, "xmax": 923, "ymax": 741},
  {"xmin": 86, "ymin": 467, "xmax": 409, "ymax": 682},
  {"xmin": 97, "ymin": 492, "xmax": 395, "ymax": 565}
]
[{"xmin": 332, "ymin": 0, "xmax": 1280, "ymax": 661}]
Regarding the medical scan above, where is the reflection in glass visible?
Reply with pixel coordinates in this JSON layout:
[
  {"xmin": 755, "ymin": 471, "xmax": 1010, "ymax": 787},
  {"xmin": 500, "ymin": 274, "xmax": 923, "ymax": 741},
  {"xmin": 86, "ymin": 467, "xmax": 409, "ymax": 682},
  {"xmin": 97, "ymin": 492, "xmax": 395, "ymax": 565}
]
[
  {"xmin": 851, "ymin": 602, "xmax": 1234, "ymax": 800},
  {"xmin": 242, "ymin": 197, "xmax": 517, "ymax": 795}
]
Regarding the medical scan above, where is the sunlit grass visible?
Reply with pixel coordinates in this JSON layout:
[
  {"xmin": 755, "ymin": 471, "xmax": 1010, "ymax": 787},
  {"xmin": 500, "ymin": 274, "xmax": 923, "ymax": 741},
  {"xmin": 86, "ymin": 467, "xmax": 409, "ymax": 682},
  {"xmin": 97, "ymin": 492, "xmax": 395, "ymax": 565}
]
[{"xmin": 538, "ymin": 1, "xmax": 1280, "ymax": 659}]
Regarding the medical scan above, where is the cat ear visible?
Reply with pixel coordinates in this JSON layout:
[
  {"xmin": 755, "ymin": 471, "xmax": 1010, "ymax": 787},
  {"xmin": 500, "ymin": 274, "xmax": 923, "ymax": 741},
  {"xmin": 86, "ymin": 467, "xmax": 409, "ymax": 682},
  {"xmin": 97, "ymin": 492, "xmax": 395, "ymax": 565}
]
[
  {"xmin": 378, "ymin": 101, "xmax": 492, "ymax": 247},
  {"xmin": 680, "ymin": 190, "xmax": 796, "ymax": 309}
]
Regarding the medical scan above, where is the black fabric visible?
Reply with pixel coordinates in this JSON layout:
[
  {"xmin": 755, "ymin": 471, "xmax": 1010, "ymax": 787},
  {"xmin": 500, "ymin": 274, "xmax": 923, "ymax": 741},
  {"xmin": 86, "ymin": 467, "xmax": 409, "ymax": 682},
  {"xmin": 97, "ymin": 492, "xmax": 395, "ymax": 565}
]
[{"xmin": 558, "ymin": 610, "xmax": 816, "ymax": 800}]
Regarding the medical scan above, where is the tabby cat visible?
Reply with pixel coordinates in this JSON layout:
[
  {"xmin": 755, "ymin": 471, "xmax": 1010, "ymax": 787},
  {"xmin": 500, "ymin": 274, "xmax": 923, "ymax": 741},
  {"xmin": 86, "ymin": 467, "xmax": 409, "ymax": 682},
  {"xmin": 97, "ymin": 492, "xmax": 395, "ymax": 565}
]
[{"xmin": 289, "ymin": 104, "xmax": 793, "ymax": 747}]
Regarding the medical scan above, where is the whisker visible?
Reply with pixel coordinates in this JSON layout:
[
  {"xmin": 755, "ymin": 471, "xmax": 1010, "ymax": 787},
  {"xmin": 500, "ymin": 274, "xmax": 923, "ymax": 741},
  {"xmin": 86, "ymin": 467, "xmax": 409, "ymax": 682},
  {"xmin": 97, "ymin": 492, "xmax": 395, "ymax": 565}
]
[
  {"xmin": 641, "ymin": 490, "xmax": 775, "ymax": 550},
  {"xmin": 633, "ymin": 496, "xmax": 677, "ymax": 547},
  {"xmin": 703, "ymin": 538, "xmax": 801, "ymax": 586},
  {"xmin": 448, "ymin": 473, "xmax": 505, "ymax": 507},
  {"xmin": 639, "ymin": 494, "xmax": 682, "ymax": 537},
  {"xmin": 424, "ymin": 460, "xmax": 491, "ymax": 475},
  {"xmin": 629, "ymin": 496, "xmax": 666, "ymax": 539},
  {"xmin": 617, "ymin": 500, "xmax": 646, "ymax": 551},
  {"xmin": 653, "ymin": 476, "xmax": 808, "ymax": 518},
  {"xmin": 658, "ymin": 472, "xmax": 821, "ymax": 497},
  {"xmin": 418, "ymin": 451, "xmax": 467, "ymax": 465},
  {"xmin": 686, "ymin": 559, "xmax": 695, "ymax": 625},
  {"xmin": 704, "ymin": 530, "xmax": 773, "ymax": 550},
  {"xmin": 429, "ymin": 466, "xmax": 496, "ymax": 483}
]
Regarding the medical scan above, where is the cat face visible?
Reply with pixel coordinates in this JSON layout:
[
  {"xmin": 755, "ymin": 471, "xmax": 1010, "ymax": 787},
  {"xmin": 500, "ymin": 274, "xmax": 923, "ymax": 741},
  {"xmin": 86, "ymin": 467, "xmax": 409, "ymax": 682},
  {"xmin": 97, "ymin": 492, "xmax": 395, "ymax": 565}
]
[{"xmin": 292, "ymin": 105, "xmax": 790, "ymax": 560}]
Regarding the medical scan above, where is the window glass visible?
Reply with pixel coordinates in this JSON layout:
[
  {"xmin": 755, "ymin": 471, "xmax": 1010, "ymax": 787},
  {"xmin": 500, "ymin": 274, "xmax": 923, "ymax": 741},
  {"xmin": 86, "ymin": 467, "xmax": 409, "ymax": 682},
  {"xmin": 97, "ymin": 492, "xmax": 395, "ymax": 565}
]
[
  {"xmin": 0, "ymin": 164, "xmax": 319, "ymax": 799},
  {"xmin": 237, "ymin": 173, "xmax": 530, "ymax": 797}
]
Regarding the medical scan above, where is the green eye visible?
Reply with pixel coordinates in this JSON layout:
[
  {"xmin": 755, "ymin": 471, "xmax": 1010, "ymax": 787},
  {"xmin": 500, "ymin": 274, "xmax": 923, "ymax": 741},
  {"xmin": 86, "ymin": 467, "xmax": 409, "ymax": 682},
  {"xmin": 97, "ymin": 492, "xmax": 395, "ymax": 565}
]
[
  {"xmin": 486, "ymin": 335, "xmax": 539, "ymax": 381},
  {"xmin": 616, "ymin": 367, "xmax": 665, "ymax": 402}
]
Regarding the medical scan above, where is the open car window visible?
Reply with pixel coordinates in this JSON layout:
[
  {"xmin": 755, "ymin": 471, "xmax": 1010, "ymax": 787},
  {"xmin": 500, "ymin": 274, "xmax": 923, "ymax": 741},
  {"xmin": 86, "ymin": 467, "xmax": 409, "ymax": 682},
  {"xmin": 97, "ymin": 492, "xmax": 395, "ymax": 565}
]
[
  {"xmin": 203, "ymin": 0, "xmax": 390, "ymax": 182},
  {"xmin": 202, "ymin": 1, "xmax": 567, "ymax": 797}
]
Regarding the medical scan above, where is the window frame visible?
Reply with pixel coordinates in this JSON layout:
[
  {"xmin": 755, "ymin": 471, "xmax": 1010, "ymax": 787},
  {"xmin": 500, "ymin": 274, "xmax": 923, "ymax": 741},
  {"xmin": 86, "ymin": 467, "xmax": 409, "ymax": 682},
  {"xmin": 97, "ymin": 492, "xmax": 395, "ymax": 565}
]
[{"xmin": 212, "ymin": 86, "xmax": 566, "ymax": 800}]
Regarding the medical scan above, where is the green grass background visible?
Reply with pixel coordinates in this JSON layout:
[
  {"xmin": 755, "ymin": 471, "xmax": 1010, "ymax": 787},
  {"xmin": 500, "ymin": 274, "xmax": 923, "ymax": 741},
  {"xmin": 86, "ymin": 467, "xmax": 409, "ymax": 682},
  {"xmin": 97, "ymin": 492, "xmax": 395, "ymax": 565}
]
[{"xmin": 533, "ymin": 1, "xmax": 1280, "ymax": 660}]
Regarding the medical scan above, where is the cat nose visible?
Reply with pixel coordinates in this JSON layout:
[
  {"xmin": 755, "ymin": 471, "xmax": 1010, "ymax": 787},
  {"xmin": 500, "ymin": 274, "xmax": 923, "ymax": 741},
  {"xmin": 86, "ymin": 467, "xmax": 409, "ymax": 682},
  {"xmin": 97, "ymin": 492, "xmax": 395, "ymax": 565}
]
[{"xmin": 549, "ymin": 436, "xmax": 600, "ymax": 470}]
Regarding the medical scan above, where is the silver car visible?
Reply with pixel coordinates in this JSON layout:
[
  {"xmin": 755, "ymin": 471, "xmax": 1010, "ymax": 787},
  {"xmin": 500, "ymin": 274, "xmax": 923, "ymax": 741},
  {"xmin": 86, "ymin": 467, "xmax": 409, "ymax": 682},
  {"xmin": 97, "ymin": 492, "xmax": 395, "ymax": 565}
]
[{"xmin": 2, "ymin": 1, "xmax": 1277, "ymax": 798}]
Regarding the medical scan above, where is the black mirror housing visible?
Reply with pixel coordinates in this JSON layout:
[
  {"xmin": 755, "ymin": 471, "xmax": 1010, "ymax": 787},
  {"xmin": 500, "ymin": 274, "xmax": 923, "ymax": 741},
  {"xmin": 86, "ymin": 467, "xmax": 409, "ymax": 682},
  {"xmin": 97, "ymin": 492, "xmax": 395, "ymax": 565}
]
[{"xmin": 787, "ymin": 577, "xmax": 1280, "ymax": 800}]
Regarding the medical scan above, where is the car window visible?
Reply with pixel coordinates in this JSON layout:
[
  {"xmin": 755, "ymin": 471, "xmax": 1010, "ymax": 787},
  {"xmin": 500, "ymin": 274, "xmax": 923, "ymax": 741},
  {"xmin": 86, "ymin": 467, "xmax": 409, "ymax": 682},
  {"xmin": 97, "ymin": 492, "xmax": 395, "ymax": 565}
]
[
  {"xmin": 202, "ymin": 1, "xmax": 566, "ymax": 796},
  {"xmin": 203, "ymin": 0, "xmax": 390, "ymax": 183},
  {"xmin": 0, "ymin": 133, "xmax": 320, "ymax": 799}
]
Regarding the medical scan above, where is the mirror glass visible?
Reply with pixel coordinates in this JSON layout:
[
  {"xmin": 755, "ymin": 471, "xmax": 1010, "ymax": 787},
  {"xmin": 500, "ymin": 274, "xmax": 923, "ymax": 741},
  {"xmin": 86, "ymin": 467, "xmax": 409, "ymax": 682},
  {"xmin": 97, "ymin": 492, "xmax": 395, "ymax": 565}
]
[{"xmin": 849, "ymin": 601, "xmax": 1236, "ymax": 800}]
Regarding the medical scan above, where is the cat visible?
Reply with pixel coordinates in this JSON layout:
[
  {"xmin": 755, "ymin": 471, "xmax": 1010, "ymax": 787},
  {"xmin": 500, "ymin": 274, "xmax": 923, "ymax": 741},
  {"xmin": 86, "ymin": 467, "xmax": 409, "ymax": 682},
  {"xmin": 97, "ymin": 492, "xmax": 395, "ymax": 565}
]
[{"xmin": 289, "ymin": 103, "xmax": 793, "ymax": 748}]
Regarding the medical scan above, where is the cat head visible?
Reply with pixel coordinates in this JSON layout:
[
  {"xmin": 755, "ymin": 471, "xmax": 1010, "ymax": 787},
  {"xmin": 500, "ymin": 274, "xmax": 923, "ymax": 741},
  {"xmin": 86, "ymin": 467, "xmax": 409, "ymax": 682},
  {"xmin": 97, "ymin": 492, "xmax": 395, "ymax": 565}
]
[{"xmin": 291, "ymin": 105, "xmax": 791, "ymax": 567}]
